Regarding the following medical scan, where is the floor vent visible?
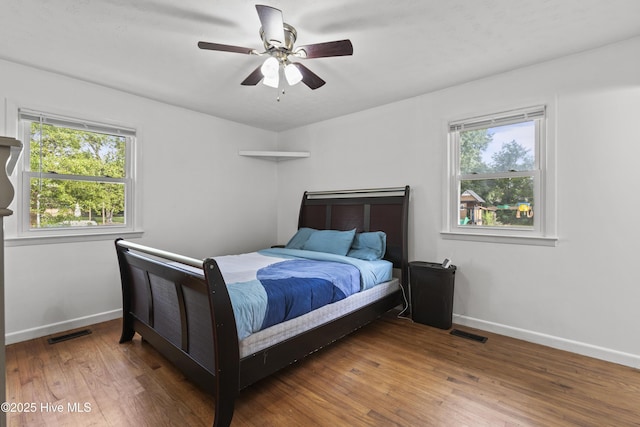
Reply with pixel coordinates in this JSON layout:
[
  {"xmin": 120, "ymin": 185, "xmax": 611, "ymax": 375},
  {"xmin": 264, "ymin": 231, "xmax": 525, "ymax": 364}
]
[
  {"xmin": 450, "ymin": 329, "xmax": 487, "ymax": 343},
  {"xmin": 47, "ymin": 329, "xmax": 92, "ymax": 344}
]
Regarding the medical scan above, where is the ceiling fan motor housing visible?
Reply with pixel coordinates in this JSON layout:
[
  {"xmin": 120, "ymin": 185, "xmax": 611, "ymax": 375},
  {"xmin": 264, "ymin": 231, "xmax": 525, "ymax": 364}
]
[{"xmin": 260, "ymin": 23, "xmax": 297, "ymax": 53}]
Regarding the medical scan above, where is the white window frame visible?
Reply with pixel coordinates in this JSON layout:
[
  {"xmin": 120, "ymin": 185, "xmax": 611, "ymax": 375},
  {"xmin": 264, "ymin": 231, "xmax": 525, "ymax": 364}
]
[
  {"xmin": 11, "ymin": 108, "xmax": 141, "ymax": 243},
  {"xmin": 442, "ymin": 105, "xmax": 558, "ymax": 246}
]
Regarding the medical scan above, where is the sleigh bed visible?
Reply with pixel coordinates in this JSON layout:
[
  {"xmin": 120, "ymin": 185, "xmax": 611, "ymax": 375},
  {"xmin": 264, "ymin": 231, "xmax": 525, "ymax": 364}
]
[{"xmin": 115, "ymin": 186, "xmax": 410, "ymax": 427}]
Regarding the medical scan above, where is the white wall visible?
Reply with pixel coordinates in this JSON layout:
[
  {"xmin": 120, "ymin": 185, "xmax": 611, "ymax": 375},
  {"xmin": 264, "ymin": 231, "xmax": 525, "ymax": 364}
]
[
  {"xmin": 276, "ymin": 37, "xmax": 640, "ymax": 367},
  {"xmin": 0, "ymin": 59, "xmax": 279, "ymax": 343},
  {"xmin": 2, "ymin": 35, "xmax": 640, "ymax": 369}
]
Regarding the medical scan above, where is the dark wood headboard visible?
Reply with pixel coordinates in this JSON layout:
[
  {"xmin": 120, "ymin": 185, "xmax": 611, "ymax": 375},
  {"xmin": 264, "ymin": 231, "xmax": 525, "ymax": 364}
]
[{"xmin": 297, "ymin": 186, "xmax": 410, "ymax": 285}]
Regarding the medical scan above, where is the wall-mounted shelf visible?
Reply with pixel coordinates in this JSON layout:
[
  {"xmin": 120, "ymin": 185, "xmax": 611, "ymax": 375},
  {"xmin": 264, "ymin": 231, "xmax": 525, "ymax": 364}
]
[{"xmin": 238, "ymin": 150, "xmax": 310, "ymax": 161}]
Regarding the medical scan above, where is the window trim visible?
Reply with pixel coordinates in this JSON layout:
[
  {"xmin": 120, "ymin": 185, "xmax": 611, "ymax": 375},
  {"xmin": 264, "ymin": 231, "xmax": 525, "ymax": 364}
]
[
  {"xmin": 12, "ymin": 108, "xmax": 141, "ymax": 242},
  {"xmin": 442, "ymin": 104, "xmax": 558, "ymax": 246}
]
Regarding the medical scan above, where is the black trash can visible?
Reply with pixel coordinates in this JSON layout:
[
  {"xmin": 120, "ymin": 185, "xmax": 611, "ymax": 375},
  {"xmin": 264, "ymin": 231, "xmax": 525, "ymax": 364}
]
[{"xmin": 409, "ymin": 261, "xmax": 457, "ymax": 329}]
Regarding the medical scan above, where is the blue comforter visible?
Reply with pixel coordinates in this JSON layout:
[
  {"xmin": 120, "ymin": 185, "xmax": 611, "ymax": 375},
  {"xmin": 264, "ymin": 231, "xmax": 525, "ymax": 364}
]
[
  {"xmin": 258, "ymin": 259, "xmax": 359, "ymax": 330},
  {"xmin": 222, "ymin": 248, "xmax": 392, "ymax": 340}
]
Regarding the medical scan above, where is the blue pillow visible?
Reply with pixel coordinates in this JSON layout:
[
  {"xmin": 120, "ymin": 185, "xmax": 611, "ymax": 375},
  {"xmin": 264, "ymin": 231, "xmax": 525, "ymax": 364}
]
[
  {"xmin": 347, "ymin": 231, "xmax": 387, "ymax": 261},
  {"xmin": 302, "ymin": 229, "xmax": 356, "ymax": 256},
  {"xmin": 285, "ymin": 227, "xmax": 317, "ymax": 249}
]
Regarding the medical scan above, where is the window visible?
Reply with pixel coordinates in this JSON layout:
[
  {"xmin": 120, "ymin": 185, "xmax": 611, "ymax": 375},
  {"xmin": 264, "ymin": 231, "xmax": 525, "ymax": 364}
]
[
  {"xmin": 17, "ymin": 109, "xmax": 137, "ymax": 239},
  {"xmin": 445, "ymin": 105, "xmax": 556, "ymax": 245}
]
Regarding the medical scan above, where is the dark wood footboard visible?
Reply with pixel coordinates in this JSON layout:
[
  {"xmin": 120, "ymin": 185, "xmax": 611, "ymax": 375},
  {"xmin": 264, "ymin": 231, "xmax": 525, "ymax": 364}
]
[{"xmin": 115, "ymin": 239, "xmax": 239, "ymax": 427}]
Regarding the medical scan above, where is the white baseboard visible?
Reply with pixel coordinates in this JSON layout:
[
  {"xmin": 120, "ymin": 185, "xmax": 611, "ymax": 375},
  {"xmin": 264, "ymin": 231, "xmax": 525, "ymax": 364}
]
[
  {"xmin": 6, "ymin": 309, "xmax": 639, "ymax": 369},
  {"xmin": 5, "ymin": 309, "xmax": 122, "ymax": 345},
  {"xmin": 453, "ymin": 314, "xmax": 640, "ymax": 369}
]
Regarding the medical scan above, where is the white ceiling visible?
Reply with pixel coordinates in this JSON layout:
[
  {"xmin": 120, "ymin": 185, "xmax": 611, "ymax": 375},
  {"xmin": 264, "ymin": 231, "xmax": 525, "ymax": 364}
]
[{"xmin": 2, "ymin": 0, "xmax": 640, "ymax": 132}]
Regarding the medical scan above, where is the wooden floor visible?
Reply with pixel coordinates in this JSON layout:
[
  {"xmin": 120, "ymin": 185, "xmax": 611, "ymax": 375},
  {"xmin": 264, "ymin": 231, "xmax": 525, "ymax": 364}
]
[{"xmin": 6, "ymin": 314, "xmax": 640, "ymax": 426}]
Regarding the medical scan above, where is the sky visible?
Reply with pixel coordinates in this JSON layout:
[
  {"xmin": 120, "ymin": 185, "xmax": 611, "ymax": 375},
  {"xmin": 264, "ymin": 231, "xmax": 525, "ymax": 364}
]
[{"xmin": 482, "ymin": 121, "xmax": 535, "ymax": 164}]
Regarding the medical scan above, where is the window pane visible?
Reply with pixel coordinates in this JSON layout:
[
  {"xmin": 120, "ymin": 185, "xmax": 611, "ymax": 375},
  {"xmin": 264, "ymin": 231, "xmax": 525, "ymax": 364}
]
[
  {"xmin": 29, "ymin": 178, "xmax": 125, "ymax": 229},
  {"xmin": 460, "ymin": 121, "xmax": 535, "ymax": 174},
  {"xmin": 459, "ymin": 177, "xmax": 534, "ymax": 227},
  {"xmin": 29, "ymin": 122, "xmax": 126, "ymax": 178}
]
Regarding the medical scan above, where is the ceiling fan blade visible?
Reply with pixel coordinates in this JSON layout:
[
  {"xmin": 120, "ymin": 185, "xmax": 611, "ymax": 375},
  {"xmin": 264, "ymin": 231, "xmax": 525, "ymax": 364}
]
[
  {"xmin": 256, "ymin": 5, "xmax": 285, "ymax": 47},
  {"xmin": 295, "ymin": 40, "xmax": 353, "ymax": 59},
  {"xmin": 292, "ymin": 63, "xmax": 326, "ymax": 90},
  {"xmin": 198, "ymin": 41, "xmax": 255, "ymax": 55},
  {"xmin": 240, "ymin": 65, "xmax": 264, "ymax": 86}
]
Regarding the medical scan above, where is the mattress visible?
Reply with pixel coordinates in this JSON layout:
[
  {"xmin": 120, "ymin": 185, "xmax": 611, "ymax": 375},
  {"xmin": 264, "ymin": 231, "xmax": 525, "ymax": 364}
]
[
  {"xmin": 238, "ymin": 278, "xmax": 400, "ymax": 358},
  {"xmin": 173, "ymin": 248, "xmax": 398, "ymax": 354}
]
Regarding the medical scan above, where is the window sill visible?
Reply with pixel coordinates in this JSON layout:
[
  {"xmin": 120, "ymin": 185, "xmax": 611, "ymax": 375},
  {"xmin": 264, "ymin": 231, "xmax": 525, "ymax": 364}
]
[
  {"xmin": 5, "ymin": 229, "xmax": 144, "ymax": 246},
  {"xmin": 440, "ymin": 231, "xmax": 558, "ymax": 247}
]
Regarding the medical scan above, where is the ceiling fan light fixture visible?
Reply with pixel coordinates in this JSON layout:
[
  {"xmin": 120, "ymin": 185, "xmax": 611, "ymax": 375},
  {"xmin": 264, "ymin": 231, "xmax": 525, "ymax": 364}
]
[
  {"xmin": 260, "ymin": 56, "xmax": 279, "ymax": 78},
  {"xmin": 262, "ymin": 73, "xmax": 279, "ymax": 88},
  {"xmin": 261, "ymin": 56, "xmax": 280, "ymax": 88},
  {"xmin": 284, "ymin": 63, "xmax": 303, "ymax": 86}
]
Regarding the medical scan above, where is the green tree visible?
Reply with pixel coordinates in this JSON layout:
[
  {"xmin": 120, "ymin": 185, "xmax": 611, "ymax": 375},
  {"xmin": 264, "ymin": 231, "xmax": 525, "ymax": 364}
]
[
  {"xmin": 488, "ymin": 140, "xmax": 534, "ymax": 203},
  {"xmin": 489, "ymin": 140, "xmax": 534, "ymax": 172},
  {"xmin": 460, "ymin": 129, "xmax": 491, "ymax": 174},
  {"xmin": 459, "ymin": 129, "xmax": 492, "ymax": 205},
  {"xmin": 459, "ymin": 129, "xmax": 535, "ymax": 226},
  {"xmin": 487, "ymin": 141, "xmax": 534, "ymax": 226},
  {"xmin": 30, "ymin": 123, "xmax": 126, "ymax": 227}
]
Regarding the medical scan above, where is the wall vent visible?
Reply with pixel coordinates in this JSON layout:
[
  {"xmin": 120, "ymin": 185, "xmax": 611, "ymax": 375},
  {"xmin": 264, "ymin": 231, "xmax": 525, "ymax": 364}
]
[
  {"xmin": 47, "ymin": 329, "xmax": 92, "ymax": 344},
  {"xmin": 450, "ymin": 329, "xmax": 487, "ymax": 343}
]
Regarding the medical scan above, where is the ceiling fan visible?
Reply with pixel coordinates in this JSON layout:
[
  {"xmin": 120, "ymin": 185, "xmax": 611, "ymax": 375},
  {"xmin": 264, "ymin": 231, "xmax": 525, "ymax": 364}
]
[{"xmin": 198, "ymin": 4, "xmax": 353, "ymax": 90}]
